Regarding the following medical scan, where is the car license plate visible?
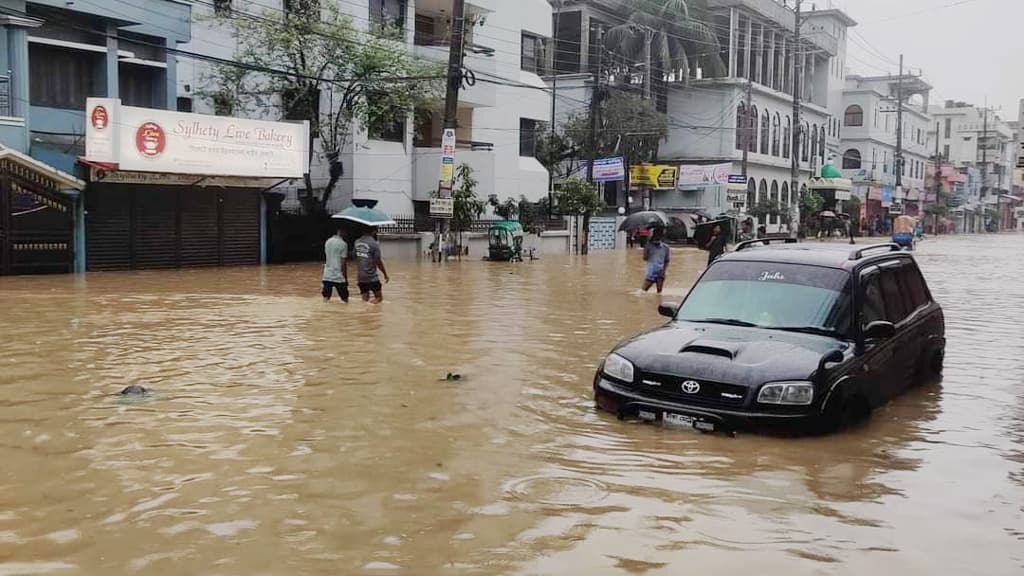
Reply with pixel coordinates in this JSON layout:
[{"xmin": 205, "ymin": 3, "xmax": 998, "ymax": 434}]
[
  {"xmin": 694, "ymin": 420, "xmax": 715, "ymax": 432},
  {"xmin": 638, "ymin": 410, "xmax": 657, "ymax": 422},
  {"xmin": 663, "ymin": 412, "xmax": 694, "ymax": 428}
]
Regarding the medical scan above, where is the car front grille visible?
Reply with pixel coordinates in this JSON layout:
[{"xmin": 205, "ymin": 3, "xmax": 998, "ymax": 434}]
[{"xmin": 633, "ymin": 372, "xmax": 750, "ymax": 409}]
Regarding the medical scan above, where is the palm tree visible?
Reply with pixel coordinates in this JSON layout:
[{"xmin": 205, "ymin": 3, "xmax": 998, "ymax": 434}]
[{"xmin": 603, "ymin": 0, "xmax": 725, "ymax": 98}]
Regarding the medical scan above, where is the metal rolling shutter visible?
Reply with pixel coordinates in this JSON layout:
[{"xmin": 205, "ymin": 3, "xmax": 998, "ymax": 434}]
[
  {"xmin": 219, "ymin": 189, "xmax": 260, "ymax": 265},
  {"xmin": 85, "ymin": 187, "xmax": 131, "ymax": 271},
  {"xmin": 179, "ymin": 189, "xmax": 220, "ymax": 267},
  {"xmin": 134, "ymin": 187, "xmax": 178, "ymax": 269}
]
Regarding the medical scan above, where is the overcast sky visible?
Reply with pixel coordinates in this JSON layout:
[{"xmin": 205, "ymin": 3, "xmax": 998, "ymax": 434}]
[{"xmin": 836, "ymin": 0, "xmax": 1021, "ymax": 120}]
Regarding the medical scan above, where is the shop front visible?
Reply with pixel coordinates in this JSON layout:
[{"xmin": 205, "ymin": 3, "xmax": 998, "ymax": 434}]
[{"xmin": 82, "ymin": 99, "xmax": 308, "ymax": 271}]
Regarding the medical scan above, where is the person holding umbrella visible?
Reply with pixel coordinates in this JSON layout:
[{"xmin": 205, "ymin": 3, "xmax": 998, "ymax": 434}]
[
  {"xmin": 642, "ymin": 226, "xmax": 670, "ymax": 294},
  {"xmin": 332, "ymin": 205, "xmax": 396, "ymax": 304}
]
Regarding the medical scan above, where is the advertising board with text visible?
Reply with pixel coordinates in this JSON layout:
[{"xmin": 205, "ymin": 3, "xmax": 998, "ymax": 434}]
[
  {"xmin": 85, "ymin": 98, "xmax": 309, "ymax": 178},
  {"xmin": 630, "ymin": 165, "xmax": 678, "ymax": 190},
  {"xmin": 578, "ymin": 157, "xmax": 626, "ymax": 182}
]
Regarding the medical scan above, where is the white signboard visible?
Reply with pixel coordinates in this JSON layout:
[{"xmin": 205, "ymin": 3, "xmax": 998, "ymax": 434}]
[
  {"xmin": 438, "ymin": 128, "xmax": 456, "ymax": 195},
  {"xmin": 85, "ymin": 98, "xmax": 309, "ymax": 178},
  {"xmin": 834, "ymin": 190, "xmax": 852, "ymax": 201},
  {"xmin": 430, "ymin": 197, "xmax": 453, "ymax": 218},
  {"xmin": 677, "ymin": 162, "xmax": 731, "ymax": 190}
]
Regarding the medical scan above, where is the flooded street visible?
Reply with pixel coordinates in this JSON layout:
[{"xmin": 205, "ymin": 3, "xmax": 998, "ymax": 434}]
[{"xmin": 1, "ymin": 234, "xmax": 1023, "ymax": 575}]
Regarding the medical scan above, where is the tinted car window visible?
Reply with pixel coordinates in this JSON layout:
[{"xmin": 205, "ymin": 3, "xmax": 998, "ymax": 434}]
[
  {"xmin": 861, "ymin": 272, "xmax": 886, "ymax": 326},
  {"xmin": 880, "ymin": 267, "xmax": 908, "ymax": 323},
  {"xmin": 678, "ymin": 262, "xmax": 851, "ymax": 331},
  {"xmin": 899, "ymin": 261, "xmax": 930, "ymax": 312}
]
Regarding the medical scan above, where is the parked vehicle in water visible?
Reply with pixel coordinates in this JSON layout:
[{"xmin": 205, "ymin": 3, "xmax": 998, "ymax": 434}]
[
  {"xmin": 594, "ymin": 240, "xmax": 946, "ymax": 434},
  {"xmin": 893, "ymin": 215, "xmax": 917, "ymax": 251},
  {"xmin": 488, "ymin": 221, "xmax": 525, "ymax": 262}
]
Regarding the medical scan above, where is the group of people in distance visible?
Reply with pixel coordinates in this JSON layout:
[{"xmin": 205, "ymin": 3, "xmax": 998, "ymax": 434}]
[{"xmin": 321, "ymin": 226, "xmax": 390, "ymax": 304}]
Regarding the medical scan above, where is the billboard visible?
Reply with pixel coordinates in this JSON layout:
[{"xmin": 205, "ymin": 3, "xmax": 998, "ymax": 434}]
[{"xmin": 578, "ymin": 157, "xmax": 626, "ymax": 182}]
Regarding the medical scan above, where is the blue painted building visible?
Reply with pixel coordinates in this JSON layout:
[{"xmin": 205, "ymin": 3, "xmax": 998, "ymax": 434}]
[{"xmin": 0, "ymin": 0, "xmax": 190, "ymax": 274}]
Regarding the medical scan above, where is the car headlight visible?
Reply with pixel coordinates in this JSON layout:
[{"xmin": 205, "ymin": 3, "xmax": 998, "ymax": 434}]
[
  {"xmin": 757, "ymin": 381, "xmax": 815, "ymax": 405},
  {"xmin": 603, "ymin": 353, "xmax": 635, "ymax": 383}
]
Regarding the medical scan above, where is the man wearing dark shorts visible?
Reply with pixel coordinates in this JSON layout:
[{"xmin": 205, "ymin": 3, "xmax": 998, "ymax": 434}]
[
  {"xmin": 322, "ymin": 228, "xmax": 349, "ymax": 302},
  {"xmin": 355, "ymin": 230, "xmax": 389, "ymax": 303}
]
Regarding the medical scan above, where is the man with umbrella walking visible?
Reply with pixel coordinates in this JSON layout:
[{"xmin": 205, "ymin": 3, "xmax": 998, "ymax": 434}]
[
  {"xmin": 642, "ymin": 227, "xmax": 670, "ymax": 294},
  {"xmin": 332, "ymin": 205, "xmax": 395, "ymax": 304}
]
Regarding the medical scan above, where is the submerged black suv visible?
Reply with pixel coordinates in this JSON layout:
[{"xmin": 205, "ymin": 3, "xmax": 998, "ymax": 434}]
[{"xmin": 594, "ymin": 240, "xmax": 945, "ymax": 434}]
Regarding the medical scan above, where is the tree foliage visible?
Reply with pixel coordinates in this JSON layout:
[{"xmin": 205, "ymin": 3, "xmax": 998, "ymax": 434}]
[
  {"xmin": 519, "ymin": 196, "xmax": 548, "ymax": 236},
  {"xmin": 203, "ymin": 1, "xmax": 444, "ymax": 212},
  {"xmin": 451, "ymin": 164, "xmax": 485, "ymax": 237},
  {"xmin": 493, "ymin": 197, "xmax": 519, "ymax": 221},
  {"xmin": 558, "ymin": 178, "xmax": 605, "ymax": 215},
  {"xmin": 564, "ymin": 90, "xmax": 668, "ymax": 165}
]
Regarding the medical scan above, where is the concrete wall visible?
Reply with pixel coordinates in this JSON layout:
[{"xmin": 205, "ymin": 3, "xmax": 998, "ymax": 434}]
[{"xmin": 378, "ymin": 230, "xmax": 570, "ymax": 261}]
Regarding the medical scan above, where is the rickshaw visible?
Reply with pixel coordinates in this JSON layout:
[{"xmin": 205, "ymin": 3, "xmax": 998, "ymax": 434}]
[
  {"xmin": 892, "ymin": 215, "xmax": 917, "ymax": 250},
  {"xmin": 488, "ymin": 221, "xmax": 525, "ymax": 261}
]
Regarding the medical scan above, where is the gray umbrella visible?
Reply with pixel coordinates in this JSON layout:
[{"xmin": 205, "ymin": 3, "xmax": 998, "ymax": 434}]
[{"xmin": 618, "ymin": 210, "xmax": 669, "ymax": 232}]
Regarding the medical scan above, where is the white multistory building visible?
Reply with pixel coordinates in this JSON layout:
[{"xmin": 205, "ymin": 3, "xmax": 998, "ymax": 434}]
[
  {"xmin": 839, "ymin": 74, "xmax": 933, "ymax": 219},
  {"xmin": 178, "ymin": 0, "xmax": 552, "ymax": 216},
  {"xmin": 927, "ymin": 101, "xmax": 1015, "ymax": 202},
  {"xmin": 549, "ymin": 0, "xmax": 856, "ymax": 233}
]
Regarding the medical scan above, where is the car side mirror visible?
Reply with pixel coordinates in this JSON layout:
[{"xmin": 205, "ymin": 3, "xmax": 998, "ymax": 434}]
[
  {"xmin": 658, "ymin": 302, "xmax": 679, "ymax": 318},
  {"xmin": 864, "ymin": 320, "xmax": 896, "ymax": 341},
  {"xmin": 817, "ymin": 349, "xmax": 845, "ymax": 381}
]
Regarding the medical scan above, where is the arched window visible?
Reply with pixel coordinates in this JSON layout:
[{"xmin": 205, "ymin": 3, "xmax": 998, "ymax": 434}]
[
  {"xmin": 749, "ymin": 106, "xmax": 758, "ymax": 153},
  {"xmin": 844, "ymin": 105, "xmax": 864, "ymax": 127},
  {"xmin": 842, "ymin": 148, "xmax": 862, "ymax": 169},
  {"xmin": 736, "ymin": 103, "xmax": 746, "ymax": 151},
  {"xmin": 770, "ymin": 181, "xmax": 780, "ymax": 224},
  {"xmin": 820, "ymin": 126, "xmax": 826, "ymax": 161},
  {"xmin": 783, "ymin": 116, "xmax": 791, "ymax": 159},
  {"xmin": 802, "ymin": 122, "xmax": 810, "ymax": 162},
  {"xmin": 747, "ymin": 177, "xmax": 756, "ymax": 211},
  {"xmin": 760, "ymin": 109, "xmax": 770, "ymax": 154},
  {"xmin": 810, "ymin": 125, "xmax": 818, "ymax": 165},
  {"xmin": 781, "ymin": 181, "xmax": 790, "ymax": 214},
  {"xmin": 758, "ymin": 179, "xmax": 769, "ymax": 225},
  {"xmin": 772, "ymin": 113, "xmax": 781, "ymax": 157}
]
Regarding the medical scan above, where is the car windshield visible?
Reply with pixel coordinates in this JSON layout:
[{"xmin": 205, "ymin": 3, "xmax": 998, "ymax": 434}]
[{"xmin": 676, "ymin": 261, "xmax": 852, "ymax": 334}]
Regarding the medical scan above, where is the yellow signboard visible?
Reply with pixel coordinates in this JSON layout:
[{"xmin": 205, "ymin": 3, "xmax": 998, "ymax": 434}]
[{"xmin": 630, "ymin": 165, "xmax": 677, "ymax": 190}]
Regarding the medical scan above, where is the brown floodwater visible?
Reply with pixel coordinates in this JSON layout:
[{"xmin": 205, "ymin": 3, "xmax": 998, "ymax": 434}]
[{"xmin": 1, "ymin": 235, "xmax": 1022, "ymax": 575}]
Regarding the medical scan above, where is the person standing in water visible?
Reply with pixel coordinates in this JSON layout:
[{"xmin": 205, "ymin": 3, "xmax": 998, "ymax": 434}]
[
  {"xmin": 355, "ymin": 229, "xmax": 389, "ymax": 303},
  {"xmin": 321, "ymin": 227, "xmax": 349, "ymax": 302},
  {"xmin": 704, "ymin": 223, "xmax": 727, "ymax": 267},
  {"xmin": 642, "ymin": 227, "xmax": 670, "ymax": 294}
]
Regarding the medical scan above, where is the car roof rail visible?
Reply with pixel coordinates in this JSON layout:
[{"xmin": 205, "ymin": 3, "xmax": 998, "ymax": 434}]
[
  {"xmin": 848, "ymin": 243, "xmax": 902, "ymax": 260},
  {"xmin": 734, "ymin": 237, "xmax": 800, "ymax": 252}
]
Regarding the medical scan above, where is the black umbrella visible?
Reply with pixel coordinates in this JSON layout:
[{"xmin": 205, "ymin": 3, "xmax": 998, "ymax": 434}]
[
  {"xmin": 618, "ymin": 210, "xmax": 669, "ymax": 232},
  {"xmin": 693, "ymin": 218, "xmax": 733, "ymax": 249}
]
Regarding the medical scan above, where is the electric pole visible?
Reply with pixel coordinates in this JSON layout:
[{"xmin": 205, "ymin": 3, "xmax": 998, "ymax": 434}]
[
  {"xmin": 789, "ymin": 0, "xmax": 803, "ymax": 237},
  {"xmin": 933, "ymin": 120, "xmax": 942, "ymax": 230},
  {"xmin": 582, "ymin": 25, "xmax": 604, "ymax": 256},
  {"xmin": 434, "ymin": 0, "xmax": 467, "ymax": 263},
  {"xmin": 642, "ymin": 26, "xmax": 655, "ymax": 100},
  {"xmin": 741, "ymin": 75, "xmax": 752, "ymax": 179},
  {"xmin": 894, "ymin": 54, "xmax": 904, "ymax": 212}
]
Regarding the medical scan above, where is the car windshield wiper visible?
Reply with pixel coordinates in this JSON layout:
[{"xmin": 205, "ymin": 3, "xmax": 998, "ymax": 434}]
[
  {"xmin": 687, "ymin": 318, "xmax": 759, "ymax": 328},
  {"xmin": 766, "ymin": 326, "xmax": 842, "ymax": 337}
]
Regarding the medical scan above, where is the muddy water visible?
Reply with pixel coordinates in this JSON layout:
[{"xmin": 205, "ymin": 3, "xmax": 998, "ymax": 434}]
[{"xmin": 0, "ymin": 235, "xmax": 1022, "ymax": 575}]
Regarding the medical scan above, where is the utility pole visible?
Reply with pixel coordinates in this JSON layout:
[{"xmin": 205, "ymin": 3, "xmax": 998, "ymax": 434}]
[
  {"xmin": 549, "ymin": 0, "xmax": 563, "ymax": 219},
  {"xmin": 981, "ymin": 105, "xmax": 990, "ymax": 228},
  {"xmin": 789, "ymin": 0, "xmax": 803, "ymax": 237},
  {"xmin": 741, "ymin": 75, "xmax": 752, "ymax": 179},
  {"xmin": 642, "ymin": 26, "xmax": 655, "ymax": 100},
  {"xmin": 894, "ymin": 54, "xmax": 904, "ymax": 224},
  {"xmin": 582, "ymin": 25, "xmax": 604, "ymax": 255},
  {"xmin": 933, "ymin": 121, "xmax": 942, "ymax": 231},
  {"xmin": 434, "ymin": 0, "xmax": 467, "ymax": 263}
]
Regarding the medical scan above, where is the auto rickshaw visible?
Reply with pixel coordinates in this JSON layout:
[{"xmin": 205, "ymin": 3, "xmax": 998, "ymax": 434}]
[
  {"xmin": 488, "ymin": 221, "xmax": 525, "ymax": 261},
  {"xmin": 892, "ymin": 215, "xmax": 917, "ymax": 250}
]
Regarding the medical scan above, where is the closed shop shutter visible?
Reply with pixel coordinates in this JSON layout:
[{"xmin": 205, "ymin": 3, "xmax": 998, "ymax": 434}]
[
  {"xmin": 220, "ymin": 189, "xmax": 260, "ymax": 265},
  {"xmin": 134, "ymin": 187, "xmax": 178, "ymax": 269},
  {"xmin": 85, "ymin": 187, "xmax": 131, "ymax": 271},
  {"xmin": 180, "ymin": 189, "xmax": 220, "ymax": 267},
  {"xmin": 86, "ymin": 185, "xmax": 261, "ymax": 270}
]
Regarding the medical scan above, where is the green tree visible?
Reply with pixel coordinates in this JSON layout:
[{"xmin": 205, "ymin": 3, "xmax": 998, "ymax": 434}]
[
  {"xmin": 451, "ymin": 164, "xmax": 485, "ymax": 255},
  {"xmin": 519, "ymin": 196, "xmax": 548, "ymax": 236},
  {"xmin": 204, "ymin": 0, "xmax": 443, "ymax": 213},
  {"xmin": 604, "ymin": 0, "xmax": 725, "ymax": 97},
  {"xmin": 564, "ymin": 90, "xmax": 668, "ymax": 165},
  {"xmin": 558, "ymin": 178, "xmax": 605, "ymax": 253},
  {"xmin": 494, "ymin": 197, "xmax": 519, "ymax": 221}
]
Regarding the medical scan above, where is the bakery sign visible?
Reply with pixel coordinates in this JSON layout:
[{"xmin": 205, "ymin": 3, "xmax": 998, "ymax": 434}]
[{"xmin": 84, "ymin": 98, "xmax": 309, "ymax": 178}]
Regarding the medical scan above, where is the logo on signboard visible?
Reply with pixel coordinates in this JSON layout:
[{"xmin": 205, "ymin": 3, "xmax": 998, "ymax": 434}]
[
  {"xmin": 135, "ymin": 121, "xmax": 166, "ymax": 159},
  {"xmin": 91, "ymin": 106, "xmax": 109, "ymax": 131}
]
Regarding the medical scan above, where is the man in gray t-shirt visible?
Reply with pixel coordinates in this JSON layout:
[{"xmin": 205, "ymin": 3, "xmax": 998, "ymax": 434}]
[
  {"xmin": 321, "ymin": 230, "xmax": 349, "ymax": 302},
  {"xmin": 355, "ymin": 232, "xmax": 389, "ymax": 302}
]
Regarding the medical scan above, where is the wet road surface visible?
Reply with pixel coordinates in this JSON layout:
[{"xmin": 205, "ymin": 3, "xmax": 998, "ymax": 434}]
[{"xmin": 0, "ymin": 234, "xmax": 1022, "ymax": 575}]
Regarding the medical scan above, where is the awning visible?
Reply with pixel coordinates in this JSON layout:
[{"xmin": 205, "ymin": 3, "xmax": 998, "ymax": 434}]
[{"xmin": 0, "ymin": 146, "xmax": 84, "ymax": 191}]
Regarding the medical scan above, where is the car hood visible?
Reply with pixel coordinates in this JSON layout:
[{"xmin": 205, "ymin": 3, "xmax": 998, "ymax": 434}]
[{"xmin": 614, "ymin": 321, "xmax": 851, "ymax": 386}]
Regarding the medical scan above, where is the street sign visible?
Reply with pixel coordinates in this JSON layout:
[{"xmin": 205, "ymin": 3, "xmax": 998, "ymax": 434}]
[
  {"xmin": 438, "ymin": 128, "xmax": 456, "ymax": 197},
  {"xmin": 727, "ymin": 174, "xmax": 747, "ymax": 192},
  {"xmin": 888, "ymin": 202, "xmax": 904, "ymax": 215},
  {"xmin": 579, "ymin": 157, "xmax": 625, "ymax": 182},
  {"xmin": 630, "ymin": 165, "xmax": 677, "ymax": 190},
  {"xmin": 430, "ymin": 197, "xmax": 454, "ymax": 218}
]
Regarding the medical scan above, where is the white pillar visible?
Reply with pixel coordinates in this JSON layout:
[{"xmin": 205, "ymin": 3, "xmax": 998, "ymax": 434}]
[{"xmin": 728, "ymin": 8, "xmax": 737, "ymax": 77}]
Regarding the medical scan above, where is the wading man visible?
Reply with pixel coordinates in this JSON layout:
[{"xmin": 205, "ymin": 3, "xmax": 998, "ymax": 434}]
[
  {"xmin": 322, "ymin": 227, "xmax": 349, "ymax": 302},
  {"xmin": 355, "ymin": 229, "xmax": 390, "ymax": 303},
  {"xmin": 642, "ymin": 228, "xmax": 670, "ymax": 294}
]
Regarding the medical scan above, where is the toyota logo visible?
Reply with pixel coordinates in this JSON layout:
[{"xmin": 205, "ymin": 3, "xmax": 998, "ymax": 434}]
[{"xmin": 681, "ymin": 380, "xmax": 701, "ymax": 394}]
